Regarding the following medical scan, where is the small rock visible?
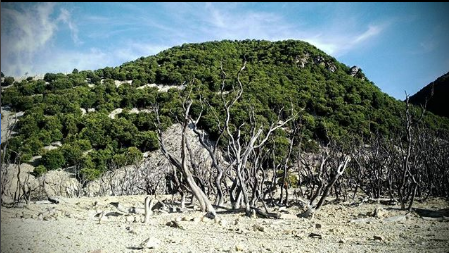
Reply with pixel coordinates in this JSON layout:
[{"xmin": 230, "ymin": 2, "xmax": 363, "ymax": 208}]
[
  {"xmin": 202, "ymin": 215, "xmax": 215, "ymax": 222},
  {"xmin": 219, "ymin": 219, "xmax": 227, "ymax": 227},
  {"xmin": 87, "ymin": 210, "xmax": 98, "ymax": 219},
  {"xmin": 253, "ymin": 224, "xmax": 265, "ymax": 232},
  {"xmin": 48, "ymin": 196, "xmax": 60, "ymax": 204},
  {"xmin": 350, "ymin": 217, "xmax": 375, "ymax": 223},
  {"xmin": 380, "ymin": 199, "xmax": 397, "ymax": 205},
  {"xmin": 384, "ymin": 215, "xmax": 406, "ymax": 222},
  {"xmin": 129, "ymin": 207, "xmax": 145, "ymax": 214},
  {"xmin": 293, "ymin": 233, "xmax": 303, "ymax": 239},
  {"xmin": 283, "ymin": 229, "xmax": 294, "ymax": 235},
  {"xmin": 373, "ymin": 207, "xmax": 387, "ymax": 218},
  {"xmin": 315, "ymin": 223, "xmax": 322, "ymax": 229},
  {"xmin": 191, "ymin": 217, "xmax": 201, "ymax": 223},
  {"xmin": 235, "ymin": 243, "xmax": 245, "ymax": 251},
  {"xmin": 110, "ymin": 202, "xmax": 128, "ymax": 213},
  {"xmin": 338, "ymin": 239, "xmax": 345, "ymax": 244},
  {"xmin": 234, "ymin": 218, "xmax": 240, "ymax": 225},
  {"xmin": 140, "ymin": 237, "xmax": 161, "ymax": 249},
  {"xmin": 373, "ymin": 235, "xmax": 383, "ymax": 241},
  {"xmin": 22, "ymin": 213, "xmax": 32, "ymax": 219},
  {"xmin": 175, "ymin": 217, "xmax": 182, "ymax": 222},
  {"xmin": 166, "ymin": 220, "xmax": 184, "ymax": 229},
  {"xmin": 98, "ymin": 211, "xmax": 107, "ymax": 223},
  {"xmin": 279, "ymin": 213, "xmax": 297, "ymax": 219},
  {"xmin": 182, "ymin": 217, "xmax": 189, "ymax": 221},
  {"xmin": 309, "ymin": 233, "xmax": 322, "ymax": 239},
  {"xmin": 236, "ymin": 227, "xmax": 248, "ymax": 234}
]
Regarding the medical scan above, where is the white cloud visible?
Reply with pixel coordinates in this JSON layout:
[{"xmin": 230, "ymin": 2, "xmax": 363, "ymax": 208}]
[
  {"xmin": 1, "ymin": 3, "xmax": 81, "ymax": 76},
  {"xmin": 302, "ymin": 38, "xmax": 338, "ymax": 55},
  {"xmin": 29, "ymin": 42, "xmax": 170, "ymax": 76},
  {"xmin": 174, "ymin": 3, "xmax": 386, "ymax": 57},
  {"xmin": 1, "ymin": 3, "xmax": 388, "ymax": 77},
  {"xmin": 302, "ymin": 24, "xmax": 385, "ymax": 56},
  {"xmin": 114, "ymin": 42, "xmax": 169, "ymax": 62},
  {"xmin": 58, "ymin": 8, "xmax": 81, "ymax": 45},
  {"xmin": 1, "ymin": 3, "xmax": 57, "ymax": 54},
  {"xmin": 200, "ymin": 4, "xmax": 294, "ymax": 41},
  {"xmin": 354, "ymin": 25, "xmax": 382, "ymax": 44}
]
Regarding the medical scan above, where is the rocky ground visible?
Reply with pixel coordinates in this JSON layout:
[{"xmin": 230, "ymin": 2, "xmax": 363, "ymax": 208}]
[{"xmin": 1, "ymin": 195, "xmax": 448, "ymax": 253}]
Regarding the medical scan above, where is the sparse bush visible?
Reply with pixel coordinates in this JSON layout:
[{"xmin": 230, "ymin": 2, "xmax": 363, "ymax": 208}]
[
  {"xmin": 41, "ymin": 149, "xmax": 65, "ymax": 170},
  {"xmin": 33, "ymin": 165, "xmax": 47, "ymax": 177}
]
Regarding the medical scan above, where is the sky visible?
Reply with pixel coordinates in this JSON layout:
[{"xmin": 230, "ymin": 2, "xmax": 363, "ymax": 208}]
[{"xmin": 1, "ymin": 2, "xmax": 448, "ymax": 100}]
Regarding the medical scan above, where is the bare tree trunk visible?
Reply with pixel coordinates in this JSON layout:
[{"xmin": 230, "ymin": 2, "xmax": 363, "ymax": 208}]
[
  {"xmin": 236, "ymin": 165, "xmax": 251, "ymax": 213},
  {"xmin": 214, "ymin": 170, "xmax": 224, "ymax": 206},
  {"xmin": 144, "ymin": 196, "xmax": 153, "ymax": 223},
  {"xmin": 14, "ymin": 154, "xmax": 22, "ymax": 204},
  {"xmin": 315, "ymin": 156, "xmax": 350, "ymax": 210},
  {"xmin": 155, "ymin": 95, "xmax": 216, "ymax": 216}
]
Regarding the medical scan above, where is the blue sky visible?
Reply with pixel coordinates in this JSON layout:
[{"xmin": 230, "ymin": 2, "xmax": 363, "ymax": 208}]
[{"xmin": 1, "ymin": 2, "xmax": 448, "ymax": 100}]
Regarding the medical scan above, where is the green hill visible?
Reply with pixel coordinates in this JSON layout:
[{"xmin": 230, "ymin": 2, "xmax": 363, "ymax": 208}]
[
  {"xmin": 409, "ymin": 72, "xmax": 449, "ymax": 118},
  {"xmin": 2, "ymin": 39, "xmax": 448, "ymax": 180}
]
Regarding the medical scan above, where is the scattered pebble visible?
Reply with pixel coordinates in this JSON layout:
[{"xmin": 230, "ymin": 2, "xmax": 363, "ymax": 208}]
[
  {"xmin": 309, "ymin": 233, "xmax": 322, "ymax": 239},
  {"xmin": 140, "ymin": 237, "xmax": 161, "ymax": 249},
  {"xmin": 253, "ymin": 224, "xmax": 265, "ymax": 232},
  {"xmin": 373, "ymin": 235, "xmax": 383, "ymax": 241}
]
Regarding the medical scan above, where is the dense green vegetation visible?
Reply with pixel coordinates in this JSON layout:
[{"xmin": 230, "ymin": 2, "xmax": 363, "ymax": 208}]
[
  {"xmin": 409, "ymin": 72, "xmax": 449, "ymax": 118},
  {"xmin": 2, "ymin": 40, "xmax": 448, "ymax": 181}
]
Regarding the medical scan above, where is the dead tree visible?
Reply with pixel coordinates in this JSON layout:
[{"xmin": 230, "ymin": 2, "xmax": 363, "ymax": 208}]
[
  {"xmin": 278, "ymin": 119, "xmax": 300, "ymax": 206},
  {"xmin": 219, "ymin": 60, "xmax": 296, "ymax": 214},
  {"xmin": 398, "ymin": 94, "xmax": 426, "ymax": 211},
  {"xmin": 190, "ymin": 100, "xmax": 227, "ymax": 207},
  {"xmin": 297, "ymin": 141, "xmax": 351, "ymax": 218},
  {"xmin": 155, "ymin": 90, "xmax": 216, "ymax": 216}
]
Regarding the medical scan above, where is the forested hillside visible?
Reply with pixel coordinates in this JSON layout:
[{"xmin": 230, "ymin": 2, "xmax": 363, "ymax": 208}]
[
  {"xmin": 2, "ymin": 40, "xmax": 448, "ymax": 211},
  {"xmin": 409, "ymin": 72, "xmax": 449, "ymax": 118}
]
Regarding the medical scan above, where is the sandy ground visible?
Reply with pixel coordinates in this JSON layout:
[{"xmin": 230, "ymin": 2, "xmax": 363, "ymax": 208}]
[{"xmin": 1, "ymin": 195, "xmax": 448, "ymax": 253}]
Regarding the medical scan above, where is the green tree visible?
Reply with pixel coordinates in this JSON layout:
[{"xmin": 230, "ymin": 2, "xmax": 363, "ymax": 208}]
[
  {"xmin": 79, "ymin": 156, "xmax": 100, "ymax": 181},
  {"xmin": 126, "ymin": 146, "xmax": 143, "ymax": 165},
  {"xmin": 136, "ymin": 131, "xmax": 159, "ymax": 151},
  {"xmin": 4, "ymin": 76, "xmax": 14, "ymax": 86},
  {"xmin": 33, "ymin": 165, "xmax": 47, "ymax": 177},
  {"xmin": 23, "ymin": 136, "xmax": 44, "ymax": 155},
  {"xmin": 61, "ymin": 143, "xmax": 83, "ymax": 166},
  {"xmin": 41, "ymin": 149, "xmax": 66, "ymax": 170}
]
